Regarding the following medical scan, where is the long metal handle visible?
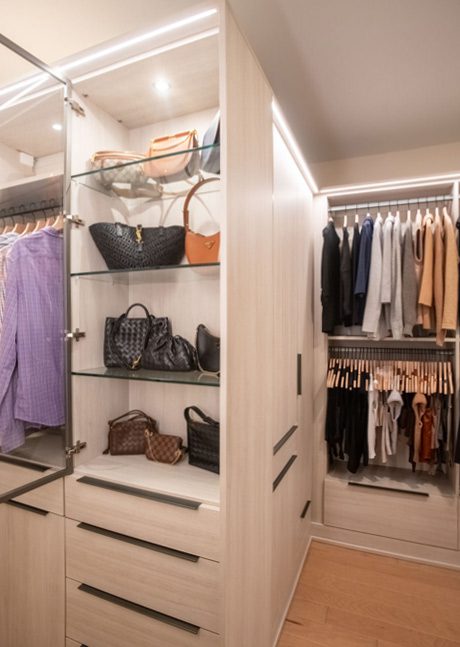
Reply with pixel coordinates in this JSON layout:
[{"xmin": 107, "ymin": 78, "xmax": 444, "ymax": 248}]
[
  {"xmin": 300, "ymin": 500, "xmax": 311, "ymax": 519},
  {"xmin": 347, "ymin": 482, "xmax": 429, "ymax": 497},
  {"xmin": 77, "ymin": 522, "xmax": 199, "ymax": 562},
  {"xmin": 273, "ymin": 455, "xmax": 297, "ymax": 492},
  {"xmin": 77, "ymin": 476, "xmax": 201, "ymax": 510},
  {"xmin": 273, "ymin": 425, "xmax": 298, "ymax": 455},
  {"xmin": 297, "ymin": 354, "xmax": 302, "ymax": 396},
  {"xmin": 7, "ymin": 500, "xmax": 49, "ymax": 516},
  {"xmin": 78, "ymin": 583, "xmax": 200, "ymax": 635}
]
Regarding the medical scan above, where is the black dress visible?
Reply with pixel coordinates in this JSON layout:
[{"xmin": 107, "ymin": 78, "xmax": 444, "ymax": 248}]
[
  {"xmin": 321, "ymin": 221, "xmax": 341, "ymax": 333},
  {"xmin": 340, "ymin": 227, "xmax": 352, "ymax": 327}
]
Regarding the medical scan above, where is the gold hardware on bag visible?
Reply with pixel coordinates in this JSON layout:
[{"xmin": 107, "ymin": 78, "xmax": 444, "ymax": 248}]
[
  {"xmin": 135, "ymin": 225, "xmax": 143, "ymax": 244},
  {"xmin": 131, "ymin": 355, "xmax": 141, "ymax": 369}
]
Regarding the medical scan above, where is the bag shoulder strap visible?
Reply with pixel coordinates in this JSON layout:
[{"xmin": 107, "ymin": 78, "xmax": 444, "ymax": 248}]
[
  {"xmin": 183, "ymin": 177, "xmax": 220, "ymax": 231},
  {"xmin": 109, "ymin": 409, "xmax": 154, "ymax": 427},
  {"xmin": 184, "ymin": 406, "xmax": 218, "ymax": 427}
]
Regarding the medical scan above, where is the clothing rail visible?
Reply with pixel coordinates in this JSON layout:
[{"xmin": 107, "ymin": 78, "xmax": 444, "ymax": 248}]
[
  {"xmin": 329, "ymin": 346, "xmax": 454, "ymax": 361},
  {"xmin": 0, "ymin": 199, "xmax": 63, "ymax": 221},
  {"xmin": 328, "ymin": 194, "xmax": 453, "ymax": 214}
]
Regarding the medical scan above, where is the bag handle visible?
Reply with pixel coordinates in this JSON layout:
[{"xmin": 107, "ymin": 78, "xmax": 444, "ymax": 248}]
[
  {"xmin": 183, "ymin": 177, "xmax": 220, "ymax": 232},
  {"xmin": 184, "ymin": 406, "xmax": 219, "ymax": 427},
  {"xmin": 111, "ymin": 303, "xmax": 153, "ymax": 370},
  {"xmin": 149, "ymin": 129, "xmax": 197, "ymax": 150},
  {"xmin": 108, "ymin": 409, "xmax": 155, "ymax": 428}
]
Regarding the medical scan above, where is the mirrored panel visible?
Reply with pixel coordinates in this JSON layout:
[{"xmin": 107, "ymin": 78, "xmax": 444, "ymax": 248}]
[{"xmin": 0, "ymin": 40, "xmax": 68, "ymax": 500}]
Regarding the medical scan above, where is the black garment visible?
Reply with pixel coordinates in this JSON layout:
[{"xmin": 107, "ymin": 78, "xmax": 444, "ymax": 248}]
[
  {"xmin": 340, "ymin": 227, "xmax": 352, "ymax": 326},
  {"xmin": 351, "ymin": 222, "xmax": 363, "ymax": 325},
  {"xmin": 399, "ymin": 393, "xmax": 416, "ymax": 470},
  {"xmin": 325, "ymin": 387, "xmax": 368, "ymax": 474},
  {"xmin": 354, "ymin": 215, "xmax": 374, "ymax": 300},
  {"xmin": 321, "ymin": 222, "xmax": 341, "ymax": 333},
  {"xmin": 457, "ymin": 217, "xmax": 460, "ymax": 316}
]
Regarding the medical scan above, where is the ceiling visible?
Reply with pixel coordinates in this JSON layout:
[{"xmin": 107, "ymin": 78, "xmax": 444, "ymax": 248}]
[{"xmin": 1, "ymin": 0, "xmax": 460, "ymax": 166}]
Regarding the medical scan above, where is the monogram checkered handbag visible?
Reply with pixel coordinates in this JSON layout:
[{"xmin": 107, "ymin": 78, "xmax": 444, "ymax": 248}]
[{"xmin": 144, "ymin": 429, "xmax": 185, "ymax": 465}]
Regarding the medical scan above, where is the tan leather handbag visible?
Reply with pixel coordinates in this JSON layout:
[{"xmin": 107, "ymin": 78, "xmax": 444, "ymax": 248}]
[
  {"xmin": 144, "ymin": 429, "xmax": 185, "ymax": 465},
  {"xmin": 183, "ymin": 177, "xmax": 220, "ymax": 264},
  {"xmin": 143, "ymin": 130, "xmax": 200, "ymax": 183}
]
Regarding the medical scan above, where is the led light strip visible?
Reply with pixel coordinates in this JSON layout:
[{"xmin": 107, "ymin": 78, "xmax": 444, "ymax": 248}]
[
  {"xmin": 0, "ymin": 8, "xmax": 218, "ymax": 99},
  {"xmin": 321, "ymin": 173, "xmax": 460, "ymax": 197},
  {"xmin": 272, "ymin": 99, "xmax": 319, "ymax": 194}
]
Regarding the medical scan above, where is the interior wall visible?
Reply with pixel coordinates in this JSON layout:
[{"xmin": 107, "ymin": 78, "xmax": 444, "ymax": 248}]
[
  {"xmin": 311, "ymin": 139, "xmax": 460, "ymax": 189},
  {"xmin": 0, "ymin": 141, "xmax": 33, "ymax": 183}
]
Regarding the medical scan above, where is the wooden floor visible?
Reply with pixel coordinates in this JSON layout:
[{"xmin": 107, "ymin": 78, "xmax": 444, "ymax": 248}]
[{"xmin": 278, "ymin": 540, "xmax": 460, "ymax": 647}]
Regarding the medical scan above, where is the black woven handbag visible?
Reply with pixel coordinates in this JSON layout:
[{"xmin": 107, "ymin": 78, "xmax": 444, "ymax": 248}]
[
  {"xmin": 184, "ymin": 406, "xmax": 219, "ymax": 473},
  {"xmin": 104, "ymin": 303, "xmax": 157, "ymax": 370},
  {"xmin": 141, "ymin": 317, "xmax": 197, "ymax": 372},
  {"xmin": 196, "ymin": 324, "xmax": 220, "ymax": 373},
  {"xmin": 89, "ymin": 222, "xmax": 185, "ymax": 270}
]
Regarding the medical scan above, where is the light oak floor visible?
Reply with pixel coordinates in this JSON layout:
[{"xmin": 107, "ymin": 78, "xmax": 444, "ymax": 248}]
[{"xmin": 278, "ymin": 540, "xmax": 460, "ymax": 647}]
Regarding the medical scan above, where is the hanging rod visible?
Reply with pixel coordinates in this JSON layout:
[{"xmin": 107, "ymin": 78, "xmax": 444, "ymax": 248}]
[
  {"xmin": 328, "ymin": 194, "xmax": 453, "ymax": 214},
  {"xmin": 0, "ymin": 199, "xmax": 63, "ymax": 221},
  {"xmin": 329, "ymin": 346, "xmax": 454, "ymax": 360}
]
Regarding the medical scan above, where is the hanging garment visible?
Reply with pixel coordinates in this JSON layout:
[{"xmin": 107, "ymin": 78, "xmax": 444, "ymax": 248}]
[
  {"xmin": 351, "ymin": 221, "xmax": 363, "ymax": 325},
  {"xmin": 354, "ymin": 215, "xmax": 374, "ymax": 305},
  {"xmin": 433, "ymin": 210, "xmax": 445, "ymax": 345},
  {"xmin": 339, "ymin": 226, "xmax": 352, "ymax": 326},
  {"xmin": 0, "ymin": 233, "xmax": 18, "ymax": 331},
  {"xmin": 321, "ymin": 222, "xmax": 341, "ymax": 333},
  {"xmin": 381, "ymin": 214, "xmax": 395, "ymax": 332},
  {"xmin": 0, "ymin": 228, "xmax": 64, "ymax": 453},
  {"xmin": 413, "ymin": 210, "xmax": 424, "ymax": 325},
  {"xmin": 367, "ymin": 375, "xmax": 378, "ymax": 460},
  {"xmin": 418, "ymin": 213, "xmax": 434, "ymax": 331},
  {"xmin": 412, "ymin": 392, "xmax": 427, "ymax": 466},
  {"xmin": 399, "ymin": 392, "xmax": 416, "ymax": 469},
  {"xmin": 401, "ymin": 219, "xmax": 417, "ymax": 336},
  {"xmin": 441, "ymin": 211, "xmax": 458, "ymax": 334},
  {"xmin": 344, "ymin": 389, "xmax": 369, "ymax": 474},
  {"xmin": 387, "ymin": 389, "xmax": 403, "ymax": 454},
  {"xmin": 420, "ymin": 407, "xmax": 435, "ymax": 463},
  {"xmin": 390, "ymin": 214, "xmax": 403, "ymax": 339},
  {"xmin": 380, "ymin": 399, "xmax": 393, "ymax": 463},
  {"xmin": 362, "ymin": 214, "xmax": 384, "ymax": 337}
]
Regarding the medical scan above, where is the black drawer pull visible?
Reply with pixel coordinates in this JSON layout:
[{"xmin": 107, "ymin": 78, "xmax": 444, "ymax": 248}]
[
  {"xmin": 300, "ymin": 500, "xmax": 311, "ymax": 519},
  {"xmin": 297, "ymin": 354, "xmax": 302, "ymax": 396},
  {"xmin": 7, "ymin": 500, "xmax": 49, "ymax": 516},
  {"xmin": 273, "ymin": 425, "xmax": 298, "ymax": 455},
  {"xmin": 77, "ymin": 522, "xmax": 199, "ymax": 562},
  {"xmin": 76, "ymin": 476, "xmax": 201, "ymax": 510},
  {"xmin": 78, "ymin": 583, "xmax": 200, "ymax": 635},
  {"xmin": 273, "ymin": 455, "xmax": 297, "ymax": 492},
  {"xmin": 347, "ymin": 482, "xmax": 429, "ymax": 497}
]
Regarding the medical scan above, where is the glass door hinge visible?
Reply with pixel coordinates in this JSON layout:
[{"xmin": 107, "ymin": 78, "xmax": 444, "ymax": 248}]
[
  {"xmin": 65, "ymin": 214, "xmax": 85, "ymax": 226},
  {"xmin": 65, "ymin": 97, "xmax": 86, "ymax": 117},
  {"xmin": 66, "ymin": 441, "xmax": 87, "ymax": 457},
  {"xmin": 66, "ymin": 329, "xmax": 86, "ymax": 341}
]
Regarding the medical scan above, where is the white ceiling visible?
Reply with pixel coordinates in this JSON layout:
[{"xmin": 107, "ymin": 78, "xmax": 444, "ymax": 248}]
[
  {"xmin": 228, "ymin": 0, "xmax": 460, "ymax": 163},
  {"xmin": 2, "ymin": 0, "xmax": 460, "ymax": 165}
]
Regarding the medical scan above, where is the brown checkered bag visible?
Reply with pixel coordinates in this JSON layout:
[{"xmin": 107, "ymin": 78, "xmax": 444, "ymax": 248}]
[{"xmin": 144, "ymin": 429, "xmax": 185, "ymax": 465}]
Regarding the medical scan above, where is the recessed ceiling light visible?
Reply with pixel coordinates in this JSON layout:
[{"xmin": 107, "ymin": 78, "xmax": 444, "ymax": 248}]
[
  {"xmin": 153, "ymin": 79, "xmax": 171, "ymax": 94},
  {"xmin": 52, "ymin": 123, "xmax": 63, "ymax": 131}
]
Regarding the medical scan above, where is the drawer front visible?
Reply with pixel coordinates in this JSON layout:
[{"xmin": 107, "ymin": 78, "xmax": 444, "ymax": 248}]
[
  {"xmin": 66, "ymin": 519, "xmax": 220, "ymax": 633},
  {"xmin": 65, "ymin": 476, "xmax": 220, "ymax": 561},
  {"xmin": 67, "ymin": 578, "xmax": 221, "ymax": 647},
  {"xmin": 324, "ymin": 477, "xmax": 458, "ymax": 549}
]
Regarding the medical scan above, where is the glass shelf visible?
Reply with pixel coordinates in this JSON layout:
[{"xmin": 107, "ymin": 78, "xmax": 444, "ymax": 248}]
[
  {"xmin": 72, "ymin": 367, "xmax": 220, "ymax": 387},
  {"xmin": 71, "ymin": 144, "xmax": 220, "ymax": 198},
  {"xmin": 71, "ymin": 262, "xmax": 220, "ymax": 285}
]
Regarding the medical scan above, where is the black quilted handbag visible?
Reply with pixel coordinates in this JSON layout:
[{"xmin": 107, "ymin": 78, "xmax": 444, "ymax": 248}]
[
  {"xmin": 89, "ymin": 222, "xmax": 185, "ymax": 270},
  {"xmin": 184, "ymin": 406, "xmax": 219, "ymax": 474},
  {"xmin": 104, "ymin": 303, "xmax": 157, "ymax": 370},
  {"xmin": 141, "ymin": 317, "xmax": 197, "ymax": 372}
]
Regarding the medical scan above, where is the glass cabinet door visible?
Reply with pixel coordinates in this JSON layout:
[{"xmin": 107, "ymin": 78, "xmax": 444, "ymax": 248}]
[{"xmin": 0, "ymin": 37, "xmax": 70, "ymax": 502}]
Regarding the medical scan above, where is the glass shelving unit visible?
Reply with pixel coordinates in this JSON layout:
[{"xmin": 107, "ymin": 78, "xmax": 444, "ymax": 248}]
[
  {"xmin": 72, "ymin": 366, "xmax": 220, "ymax": 387},
  {"xmin": 71, "ymin": 143, "xmax": 220, "ymax": 197},
  {"xmin": 71, "ymin": 262, "xmax": 220, "ymax": 284}
]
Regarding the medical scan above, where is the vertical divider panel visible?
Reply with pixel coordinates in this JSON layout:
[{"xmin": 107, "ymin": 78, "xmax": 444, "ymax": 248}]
[{"xmin": 220, "ymin": 6, "xmax": 274, "ymax": 646}]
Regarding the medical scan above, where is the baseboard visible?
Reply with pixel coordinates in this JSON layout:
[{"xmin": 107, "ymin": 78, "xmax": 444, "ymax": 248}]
[
  {"xmin": 310, "ymin": 522, "xmax": 460, "ymax": 571},
  {"xmin": 272, "ymin": 530, "xmax": 313, "ymax": 647}
]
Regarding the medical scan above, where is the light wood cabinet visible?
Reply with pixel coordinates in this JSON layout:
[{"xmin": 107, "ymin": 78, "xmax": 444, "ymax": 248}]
[{"xmin": 0, "ymin": 500, "xmax": 65, "ymax": 647}]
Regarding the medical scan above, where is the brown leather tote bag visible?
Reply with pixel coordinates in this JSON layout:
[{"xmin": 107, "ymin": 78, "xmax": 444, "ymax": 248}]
[{"xmin": 183, "ymin": 177, "xmax": 220, "ymax": 264}]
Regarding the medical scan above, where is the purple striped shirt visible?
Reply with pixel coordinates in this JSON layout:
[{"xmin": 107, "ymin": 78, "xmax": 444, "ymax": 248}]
[{"xmin": 0, "ymin": 228, "xmax": 65, "ymax": 453}]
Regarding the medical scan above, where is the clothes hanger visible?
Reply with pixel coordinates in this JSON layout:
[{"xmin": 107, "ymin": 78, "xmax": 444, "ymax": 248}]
[
  {"xmin": 343, "ymin": 213, "xmax": 348, "ymax": 228},
  {"xmin": 52, "ymin": 212, "xmax": 64, "ymax": 231},
  {"xmin": 3, "ymin": 211, "xmax": 15, "ymax": 234},
  {"xmin": 12, "ymin": 213, "xmax": 26, "ymax": 235}
]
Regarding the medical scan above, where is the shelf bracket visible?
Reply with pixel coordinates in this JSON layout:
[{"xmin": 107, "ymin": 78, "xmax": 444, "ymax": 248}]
[
  {"xmin": 66, "ymin": 440, "xmax": 87, "ymax": 458},
  {"xmin": 66, "ymin": 328, "xmax": 86, "ymax": 342},
  {"xmin": 65, "ymin": 97, "xmax": 86, "ymax": 117},
  {"xmin": 65, "ymin": 214, "xmax": 85, "ymax": 227}
]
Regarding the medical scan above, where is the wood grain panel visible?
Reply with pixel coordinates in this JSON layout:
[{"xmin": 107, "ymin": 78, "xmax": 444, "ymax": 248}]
[
  {"xmin": 324, "ymin": 476, "xmax": 458, "ymax": 548},
  {"xmin": 13, "ymin": 473, "xmax": 64, "ymax": 515},
  {"xmin": 220, "ymin": 6, "xmax": 275, "ymax": 647},
  {"xmin": 66, "ymin": 518, "xmax": 220, "ymax": 632},
  {"xmin": 65, "ymin": 475, "xmax": 220, "ymax": 560},
  {"xmin": 67, "ymin": 578, "xmax": 221, "ymax": 647}
]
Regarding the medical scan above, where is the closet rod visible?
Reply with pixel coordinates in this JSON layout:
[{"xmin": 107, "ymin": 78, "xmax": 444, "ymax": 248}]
[
  {"xmin": 328, "ymin": 194, "xmax": 453, "ymax": 214},
  {"xmin": 0, "ymin": 202, "xmax": 63, "ymax": 221}
]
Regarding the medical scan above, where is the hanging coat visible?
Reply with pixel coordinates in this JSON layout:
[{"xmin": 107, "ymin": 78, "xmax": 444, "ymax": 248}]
[
  {"xmin": 402, "ymin": 219, "xmax": 417, "ymax": 336},
  {"xmin": 321, "ymin": 222, "xmax": 341, "ymax": 333}
]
